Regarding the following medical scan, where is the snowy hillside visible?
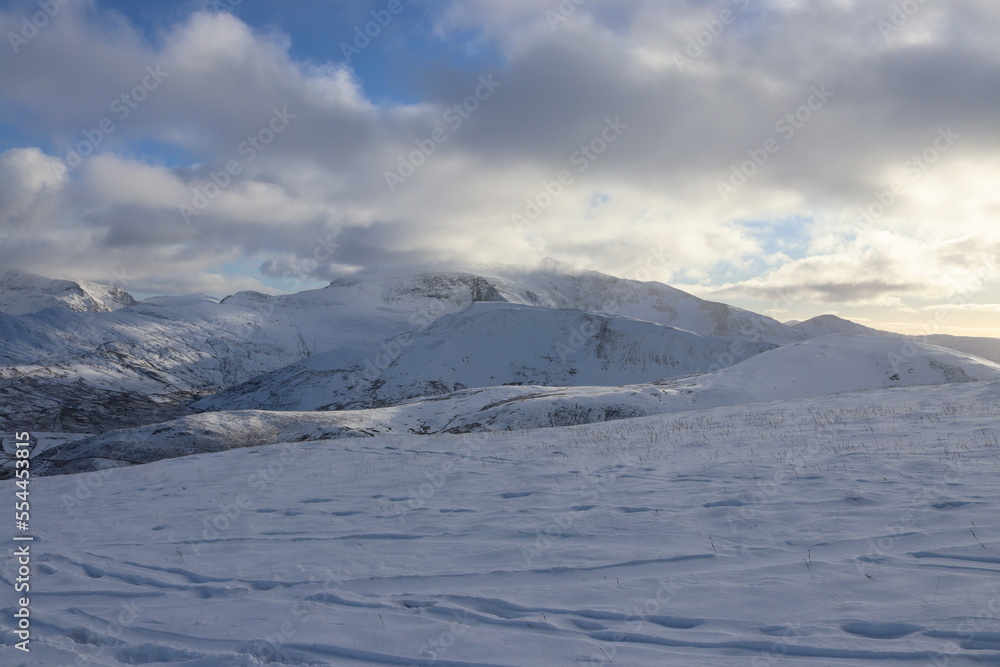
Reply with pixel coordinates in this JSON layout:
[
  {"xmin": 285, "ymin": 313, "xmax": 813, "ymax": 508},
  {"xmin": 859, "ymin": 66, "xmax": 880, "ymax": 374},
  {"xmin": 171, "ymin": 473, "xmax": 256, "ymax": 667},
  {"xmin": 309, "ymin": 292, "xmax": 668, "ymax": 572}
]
[
  {"xmin": 690, "ymin": 333, "xmax": 1000, "ymax": 398},
  {"xmin": 3, "ymin": 268, "xmax": 996, "ymax": 438},
  {"xmin": 0, "ymin": 269, "xmax": 136, "ymax": 315},
  {"xmin": 445, "ymin": 334, "xmax": 1000, "ymax": 432},
  {"xmin": 13, "ymin": 380, "xmax": 1000, "ymax": 664},
  {"xmin": 792, "ymin": 314, "xmax": 1000, "ymax": 364},
  {"xmin": 923, "ymin": 333, "xmax": 1000, "ymax": 365},
  {"xmin": 195, "ymin": 302, "xmax": 775, "ymax": 412},
  {"xmin": 791, "ymin": 314, "xmax": 893, "ymax": 338},
  {"xmin": 0, "ymin": 294, "xmax": 413, "ymax": 432},
  {"xmin": 6, "ymin": 267, "xmax": 1000, "ymax": 664},
  {"xmin": 0, "ymin": 266, "xmax": 799, "ymax": 433},
  {"xmin": 25, "ymin": 334, "xmax": 1000, "ymax": 476},
  {"xmin": 332, "ymin": 264, "xmax": 803, "ymax": 344}
]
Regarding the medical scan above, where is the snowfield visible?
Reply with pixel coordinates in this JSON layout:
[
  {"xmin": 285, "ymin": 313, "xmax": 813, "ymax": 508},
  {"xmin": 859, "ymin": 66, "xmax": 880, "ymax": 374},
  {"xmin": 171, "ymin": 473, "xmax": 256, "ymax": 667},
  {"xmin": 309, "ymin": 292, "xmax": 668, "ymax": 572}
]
[{"xmin": 6, "ymin": 380, "xmax": 1000, "ymax": 665}]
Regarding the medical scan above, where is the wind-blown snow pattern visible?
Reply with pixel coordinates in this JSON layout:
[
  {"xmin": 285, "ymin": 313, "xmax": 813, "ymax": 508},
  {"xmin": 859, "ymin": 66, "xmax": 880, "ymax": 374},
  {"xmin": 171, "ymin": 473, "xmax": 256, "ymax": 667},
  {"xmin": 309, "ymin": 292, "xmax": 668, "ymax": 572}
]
[{"xmin": 10, "ymin": 380, "xmax": 1000, "ymax": 664}]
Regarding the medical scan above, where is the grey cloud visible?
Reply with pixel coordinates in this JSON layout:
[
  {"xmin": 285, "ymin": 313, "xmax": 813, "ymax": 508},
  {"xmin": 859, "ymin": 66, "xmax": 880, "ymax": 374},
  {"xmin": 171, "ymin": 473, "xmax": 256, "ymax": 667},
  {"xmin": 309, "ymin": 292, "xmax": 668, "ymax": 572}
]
[
  {"xmin": 719, "ymin": 280, "xmax": 918, "ymax": 304},
  {"xmin": 0, "ymin": 0, "xmax": 998, "ymax": 307}
]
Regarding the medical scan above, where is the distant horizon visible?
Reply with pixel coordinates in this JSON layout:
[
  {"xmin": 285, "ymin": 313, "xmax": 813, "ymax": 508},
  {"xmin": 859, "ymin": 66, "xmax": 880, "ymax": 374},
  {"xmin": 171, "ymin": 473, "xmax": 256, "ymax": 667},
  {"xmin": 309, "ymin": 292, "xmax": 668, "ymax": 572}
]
[{"xmin": 6, "ymin": 262, "xmax": 997, "ymax": 340}]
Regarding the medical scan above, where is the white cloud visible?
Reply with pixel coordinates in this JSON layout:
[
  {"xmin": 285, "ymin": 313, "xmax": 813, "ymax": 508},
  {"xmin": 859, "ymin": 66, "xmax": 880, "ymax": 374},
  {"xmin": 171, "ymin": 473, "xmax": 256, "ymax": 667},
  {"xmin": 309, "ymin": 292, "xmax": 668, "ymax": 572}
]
[
  {"xmin": 0, "ymin": 147, "xmax": 67, "ymax": 227},
  {"xmin": 926, "ymin": 303, "xmax": 1000, "ymax": 313},
  {"xmin": 0, "ymin": 0, "xmax": 997, "ymax": 323},
  {"xmin": 83, "ymin": 154, "xmax": 186, "ymax": 208}
]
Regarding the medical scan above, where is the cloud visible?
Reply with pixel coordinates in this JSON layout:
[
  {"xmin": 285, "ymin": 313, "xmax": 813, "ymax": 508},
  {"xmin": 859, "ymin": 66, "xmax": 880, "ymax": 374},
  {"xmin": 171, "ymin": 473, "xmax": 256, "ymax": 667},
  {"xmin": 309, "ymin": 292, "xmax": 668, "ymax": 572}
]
[
  {"xmin": 926, "ymin": 303, "xmax": 1000, "ymax": 313},
  {"xmin": 83, "ymin": 154, "xmax": 186, "ymax": 208},
  {"xmin": 698, "ymin": 230, "xmax": 1000, "ymax": 305},
  {"xmin": 0, "ymin": 147, "xmax": 67, "ymax": 227},
  {"xmin": 0, "ymin": 0, "xmax": 997, "ymax": 314}
]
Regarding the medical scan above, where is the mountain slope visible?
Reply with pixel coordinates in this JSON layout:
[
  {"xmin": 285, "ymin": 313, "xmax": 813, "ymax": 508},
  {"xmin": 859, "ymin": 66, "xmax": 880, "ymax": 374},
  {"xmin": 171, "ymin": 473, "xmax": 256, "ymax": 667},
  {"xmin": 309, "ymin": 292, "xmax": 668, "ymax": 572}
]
[
  {"xmin": 329, "ymin": 265, "xmax": 803, "ymax": 344},
  {"xmin": 0, "ymin": 269, "xmax": 137, "ymax": 315},
  {"xmin": 791, "ymin": 314, "xmax": 893, "ymax": 338},
  {"xmin": 419, "ymin": 333, "xmax": 1000, "ymax": 434},
  {"xmin": 0, "ymin": 266, "xmax": 800, "ymax": 432},
  {"xmin": 793, "ymin": 313, "xmax": 1000, "ymax": 364},
  {"xmin": 0, "ymin": 290, "xmax": 418, "ymax": 432},
  {"xmin": 921, "ymin": 333, "xmax": 1000, "ymax": 365},
  {"xmin": 194, "ymin": 302, "xmax": 775, "ymax": 412},
  {"xmin": 26, "ymin": 334, "xmax": 1000, "ymax": 476}
]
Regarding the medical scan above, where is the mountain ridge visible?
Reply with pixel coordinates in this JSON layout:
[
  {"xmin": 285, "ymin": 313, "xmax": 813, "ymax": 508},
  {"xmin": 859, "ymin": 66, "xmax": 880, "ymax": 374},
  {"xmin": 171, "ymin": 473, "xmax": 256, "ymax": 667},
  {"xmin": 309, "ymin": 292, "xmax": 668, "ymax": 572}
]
[
  {"xmin": 25, "ymin": 335, "xmax": 1000, "ymax": 476},
  {"xmin": 0, "ymin": 265, "xmax": 803, "ymax": 432},
  {"xmin": 193, "ymin": 301, "xmax": 776, "ymax": 413},
  {"xmin": 0, "ymin": 269, "xmax": 137, "ymax": 315}
]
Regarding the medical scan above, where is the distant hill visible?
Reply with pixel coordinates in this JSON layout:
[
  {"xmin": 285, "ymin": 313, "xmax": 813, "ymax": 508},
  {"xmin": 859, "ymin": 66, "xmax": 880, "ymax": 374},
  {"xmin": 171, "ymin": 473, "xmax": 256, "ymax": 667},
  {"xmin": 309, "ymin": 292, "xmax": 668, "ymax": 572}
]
[{"xmin": 0, "ymin": 269, "xmax": 136, "ymax": 315}]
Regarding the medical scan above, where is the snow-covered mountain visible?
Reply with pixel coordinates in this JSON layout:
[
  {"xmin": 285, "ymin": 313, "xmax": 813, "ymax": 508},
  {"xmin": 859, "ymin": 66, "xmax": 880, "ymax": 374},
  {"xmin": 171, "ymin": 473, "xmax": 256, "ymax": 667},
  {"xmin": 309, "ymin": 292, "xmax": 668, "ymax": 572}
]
[
  {"xmin": 194, "ymin": 302, "xmax": 775, "ymax": 412},
  {"xmin": 26, "ymin": 333, "xmax": 1000, "ymax": 476},
  {"xmin": 0, "ymin": 269, "xmax": 136, "ymax": 315},
  {"xmin": 921, "ymin": 333, "xmax": 1000, "ymax": 364},
  {"xmin": 329, "ymin": 264, "xmax": 804, "ymax": 344},
  {"xmin": 4, "ymin": 266, "xmax": 998, "ymax": 438},
  {"xmin": 792, "ymin": 313, "xmax": 1000, "ymax": 364},
  {"xmin": 791, "ymin": 314, "xmax": 892, "ymax": 338},
  {"xmin": 0, "ymin": 266, "xmax": 800, "ymax": 432}
]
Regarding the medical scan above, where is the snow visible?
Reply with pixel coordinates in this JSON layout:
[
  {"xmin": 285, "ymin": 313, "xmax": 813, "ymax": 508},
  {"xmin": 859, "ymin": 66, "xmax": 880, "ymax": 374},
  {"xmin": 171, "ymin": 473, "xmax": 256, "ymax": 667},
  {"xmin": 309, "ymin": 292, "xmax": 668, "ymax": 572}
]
[
  {"xmin": 26, "ymin": 333, "xmax": 1000, "ymax": 476},
  {"xmin": 792, "ymin": 315, "xmax": 1000, "ymax": 364},
  {"xmin": 0, "ymin": 269, "xmax": 136, "ymax": 315},
  {"xmin": 923, "ymin": 334, "xmax": 1000, "ymax": 365},
  {"xmin": 0, "ymin": 266, "xmax": 801, "ymax": 434},
  {"xmin": 141, "ymin": 294, "xmax": 221, "ymax": 307},
  {"xmin": 792, "ymin": 315, "xmax": 893, "ymax": 338},
  {"xmin": 9, "ymin": 380, "xmax": 1000, "ymax": 664},
  {"xmin": 194, "ymin": 302, "xmax": 775, "ymax": 413},
  {"xmin": 330, "ymin": 264, "xmax": 805, "ymax": 344},
  {"xmin": 4, "ymin": 268, "xmax": 1000, "ymax": 664}
]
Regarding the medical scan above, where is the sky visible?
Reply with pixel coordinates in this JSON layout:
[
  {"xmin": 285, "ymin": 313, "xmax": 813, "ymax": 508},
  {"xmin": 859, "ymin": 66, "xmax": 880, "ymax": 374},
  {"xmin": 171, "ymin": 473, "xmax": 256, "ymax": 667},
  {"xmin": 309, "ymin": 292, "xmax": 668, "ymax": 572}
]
[{"xmin": 1, "ymin": 0, "xmax": 999, "ymax": 337}]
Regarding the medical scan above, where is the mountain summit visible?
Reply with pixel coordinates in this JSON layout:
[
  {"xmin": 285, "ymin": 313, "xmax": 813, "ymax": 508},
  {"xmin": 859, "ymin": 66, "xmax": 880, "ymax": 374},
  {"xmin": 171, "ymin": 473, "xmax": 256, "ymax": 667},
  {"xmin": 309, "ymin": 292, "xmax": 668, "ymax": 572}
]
[{"xmin": 0, "ymin": 269, "xmax": 136, "ymax": 315}]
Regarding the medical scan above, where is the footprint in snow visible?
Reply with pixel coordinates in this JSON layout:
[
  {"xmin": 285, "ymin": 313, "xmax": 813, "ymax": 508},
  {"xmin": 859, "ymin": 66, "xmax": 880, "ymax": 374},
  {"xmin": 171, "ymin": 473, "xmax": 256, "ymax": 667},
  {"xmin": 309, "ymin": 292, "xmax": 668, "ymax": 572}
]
[{"xmin": 500, "ymin": 491, "xmax": 533, "ymax": 499}]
